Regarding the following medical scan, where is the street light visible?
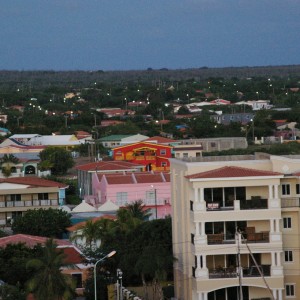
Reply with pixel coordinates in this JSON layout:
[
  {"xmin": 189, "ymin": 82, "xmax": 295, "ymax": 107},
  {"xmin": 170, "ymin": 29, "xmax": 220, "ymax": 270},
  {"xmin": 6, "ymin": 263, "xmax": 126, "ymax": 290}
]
[
  {"xmin": 251, "ymin": 118, "xmax": 255, "ymax": 142},
  {"xmin": 94, "ymin": 250, "xmax": 116, "ymax": 300},
  {"xmin": 117, "ymin": 269, "xmax": 123, "ymax": 300}
]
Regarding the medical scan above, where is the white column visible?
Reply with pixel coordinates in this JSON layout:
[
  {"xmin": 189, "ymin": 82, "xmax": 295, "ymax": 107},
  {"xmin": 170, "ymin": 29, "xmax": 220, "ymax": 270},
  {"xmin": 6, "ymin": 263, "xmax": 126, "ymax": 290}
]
[
  {"xmin": 202, "ymin": 255, "xmax": 207, "ymax": 269},
  {"xmin": 277, "ymin": 251, "xmax": 281, "ymax": 266},
  {"xmin": 195, "ymin": 222, "xmax": 200, "ymax": 235},
  {"xmin": 270, "ymin": 219, "xmax": 275, "ymax": 233},
  {"xmin": 197, "ymin": 255, "xmax": 201, "ymax": 268},
  {"xmin": 271, "ymin": 252, "xmax": 275, "ymax": 267},
  {"xmin": 200, "ymin": 188, "xmax": 204, "ymax": 202},
  {"xmin": 274, "ymin": 184, "xmax": 279, "ymax": 199},
  {"xmin": 194, "ymin": 188, "xmax": 199, "ymax": 202},
  {"xmin": 269, "ymin": 185, "xmax": 273, "ymax": 199},
  {"xmin": 200, "ymin": 222, "xmax": 205, "ymax": 236},
  {"xmin": 278, "ymin": 289, "xmax": 283, "ymax": 300},
  {"xmin": 273, "ymin": 289, "xmax": 277, "ymax": 299},
  {"xmin": 275, "ymin": 219, "xmax": 280, "ymax": 232}
]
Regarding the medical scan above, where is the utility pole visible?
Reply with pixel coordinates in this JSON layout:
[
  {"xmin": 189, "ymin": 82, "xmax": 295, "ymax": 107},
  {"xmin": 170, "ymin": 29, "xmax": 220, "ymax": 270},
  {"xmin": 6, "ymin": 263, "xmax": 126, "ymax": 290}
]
[{"xmin": 236, "ymin": 231, "xmax": 243, "ymax": 300}]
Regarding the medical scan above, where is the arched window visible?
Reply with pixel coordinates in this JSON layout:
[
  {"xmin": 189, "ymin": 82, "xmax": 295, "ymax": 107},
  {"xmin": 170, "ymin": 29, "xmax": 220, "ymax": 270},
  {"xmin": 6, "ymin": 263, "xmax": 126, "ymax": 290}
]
[{"xmin": 25, "ymin": 165, "xmax": 36, "ymax": 175}]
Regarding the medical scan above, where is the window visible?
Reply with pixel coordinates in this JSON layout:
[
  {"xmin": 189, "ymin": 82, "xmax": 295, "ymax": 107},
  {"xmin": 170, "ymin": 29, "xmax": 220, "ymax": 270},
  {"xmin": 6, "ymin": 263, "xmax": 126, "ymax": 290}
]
[
  {"xmin": 283, "ymin": 217, "xmax": 292, "ymax": 229},
  {"xmin": 286, "ymin": 284, "xmax": 295, "ymax": 297},
  {"xmin": 282, "ymin": 184, "xmax": 291, "ymax": 196},
  {"xmin": 296, "ymin": 184, "xmax": 300, "ymax": 195},
  {"xmin": 160, "ymin": 149, "xmax": 166, "ymax": 155},
  {"xmin": 183, "ymin": 153, "xmax": 188, "ymax": 158},
  {"xmin": 191, "ymin": 234, "xmax": 194, "ymax": 244},
  {"xmin": 161, "ymin": 162, "xmax": 167, "ymax": 167},
  {"xmin": 146, "ymin": 190, "xmax": 155, "ymax": 202},
  {"xmin": 285, "ymin": 250, "xmax": 293, "ymax": 262},
  {"xmin": 116, "ymin": 192, "xmax": 128, "ymax": 206},
  {"xmin": 38, "ymin": 193, "xmax": 49, "ymax": 200},
  {"xmin": 72, "ymin": 273, "xmax": 83, "ymax": 289},
  {"xmin": 190, "ymin": 200, "xmax": 194, "ymax": 211},
  {"xmin": 10, "ymin": 194, "xmax": 21, "ymax": 201}
]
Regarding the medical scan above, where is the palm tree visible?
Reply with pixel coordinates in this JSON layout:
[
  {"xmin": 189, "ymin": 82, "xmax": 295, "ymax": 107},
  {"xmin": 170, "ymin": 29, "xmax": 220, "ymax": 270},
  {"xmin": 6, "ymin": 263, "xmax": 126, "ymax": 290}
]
[
  {"xmin": 110, "ymin": 208, "xmax": 142, "ymax": 235},
  {"xmin": 126, "ymin": 200, "xmax": 152, "ymax": 221},
  {"xmin": 0, "ymin": 154, "xmax": 20, "ymax": 178},
  {"xmin": 71, "ymin": 218, "xmax": 114, "ymax": 250},
  {"xmin": 26, "ymin": 239, "xmax": 75, "ymax": 300}
]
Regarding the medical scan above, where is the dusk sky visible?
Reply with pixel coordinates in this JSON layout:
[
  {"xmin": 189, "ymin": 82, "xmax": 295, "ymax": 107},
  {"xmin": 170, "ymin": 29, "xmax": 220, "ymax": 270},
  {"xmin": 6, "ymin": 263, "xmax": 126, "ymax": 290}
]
[{"xmin": 1, "ymin": 0, "xmax": 299, "ymax": 71}]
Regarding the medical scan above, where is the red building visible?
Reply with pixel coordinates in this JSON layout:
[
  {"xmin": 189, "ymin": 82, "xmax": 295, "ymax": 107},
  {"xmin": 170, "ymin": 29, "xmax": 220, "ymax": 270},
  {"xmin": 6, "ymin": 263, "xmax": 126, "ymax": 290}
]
[{"xmin": 112, "ymin": 142, "xmax": 172, "ymax": 171}]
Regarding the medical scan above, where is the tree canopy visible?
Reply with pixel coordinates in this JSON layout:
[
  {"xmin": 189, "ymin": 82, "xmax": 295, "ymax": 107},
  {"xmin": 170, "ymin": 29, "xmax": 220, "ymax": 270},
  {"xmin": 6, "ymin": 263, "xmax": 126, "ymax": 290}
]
[
  {"xmin": 39, "ymin": 147, "xmax": 75, "ymax": 175},
  {"xmin": 12, "ymin": 208, "xmax": 71, "ymax": 238}
]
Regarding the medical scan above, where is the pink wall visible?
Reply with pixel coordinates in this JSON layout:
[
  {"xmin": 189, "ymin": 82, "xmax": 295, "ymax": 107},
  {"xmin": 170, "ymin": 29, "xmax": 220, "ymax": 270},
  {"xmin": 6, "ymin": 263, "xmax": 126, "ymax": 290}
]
[{"xmin": 91, "ymin": 173, "xmax": 172, "ymax": 219}]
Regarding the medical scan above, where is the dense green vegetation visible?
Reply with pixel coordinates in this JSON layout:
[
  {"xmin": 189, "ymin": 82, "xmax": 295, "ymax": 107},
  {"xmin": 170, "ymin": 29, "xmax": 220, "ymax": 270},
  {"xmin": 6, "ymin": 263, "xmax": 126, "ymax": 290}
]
[
  {"xmin": 0, "ymin": 67, "xmax": 299, "ymax": 140},
  {"xmin": 12, "ymin": 208, "xmax": 71, "ymax": 238}
]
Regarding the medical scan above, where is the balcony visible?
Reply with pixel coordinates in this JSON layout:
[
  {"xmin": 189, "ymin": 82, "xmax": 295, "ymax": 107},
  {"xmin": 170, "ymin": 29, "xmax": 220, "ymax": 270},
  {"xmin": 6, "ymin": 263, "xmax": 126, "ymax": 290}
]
[
  {"xmin": 240, "ymin": 198, "xmax": 268, "ymax": 210},
  {"xmin": 208, "ymin": 265, "xmax": 271, "ymax": 279},
  {"xmin": 0, "ymin": 199, "xmax": 58, "ymax": 208},
  {"xmin": 281, "ymin": 197, "xmax": 300, "ymax": 208},
  {"xmin": 243, "ymin": 232, "xmax": 269, "ymax": 243},
  {"xmin": 206, "ymin": 232, "xmax": 269, "ymax": 245},
  {"xmin": 207, "ymin": 233, "xmax": 235, "ymax": 245}
]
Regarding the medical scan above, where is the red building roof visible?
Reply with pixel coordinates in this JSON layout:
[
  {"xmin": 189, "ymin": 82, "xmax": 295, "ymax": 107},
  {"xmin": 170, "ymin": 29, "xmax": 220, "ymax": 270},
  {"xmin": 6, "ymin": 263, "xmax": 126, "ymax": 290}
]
[
  {"xmin": 0, "ymin": 234, "xmax": 71, "ymax": 248},
  {"xmin": 0, "ymin": 177, "xmax": 67, "ymax": 188},
  {"xmin": 0, "ymin": 234, "xmax": 83, "ymax": 264},
  {"xmin": 186, "ymin": 166, "xmax": 282, "ymax": 179}
]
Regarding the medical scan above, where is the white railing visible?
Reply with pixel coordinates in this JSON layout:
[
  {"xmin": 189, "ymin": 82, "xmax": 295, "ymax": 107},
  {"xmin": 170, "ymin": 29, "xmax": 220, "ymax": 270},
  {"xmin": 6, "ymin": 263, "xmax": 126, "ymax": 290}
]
[{"xmin": 0, "ymin": 200, "xmax": 59, "ymax": 208}]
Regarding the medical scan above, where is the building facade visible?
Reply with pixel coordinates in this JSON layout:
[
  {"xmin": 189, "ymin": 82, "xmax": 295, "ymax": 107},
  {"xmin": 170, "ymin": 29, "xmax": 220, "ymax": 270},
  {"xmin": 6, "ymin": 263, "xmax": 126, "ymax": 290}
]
[
  {"xmin": 0, "ymin": 177, "xmax": 67, "ymax": 225},
  {"xmin": 170, "ymin": 153, "xmax": 300, "ymax": 300},
  {"xmin": 111, "ymin": 142, "xmax": 172, "ymax": 171}
]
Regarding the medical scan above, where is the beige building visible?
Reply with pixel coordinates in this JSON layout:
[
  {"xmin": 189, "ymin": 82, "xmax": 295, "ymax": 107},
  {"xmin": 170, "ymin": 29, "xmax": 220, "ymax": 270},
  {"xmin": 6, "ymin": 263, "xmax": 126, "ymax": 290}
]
[
  {"xmin": 170, "ymin": 153, "xmax": 300, "ymax": 300},
  {"xmin": 0, "ymin": 177, "xmax": 67, "ymax": 225}
]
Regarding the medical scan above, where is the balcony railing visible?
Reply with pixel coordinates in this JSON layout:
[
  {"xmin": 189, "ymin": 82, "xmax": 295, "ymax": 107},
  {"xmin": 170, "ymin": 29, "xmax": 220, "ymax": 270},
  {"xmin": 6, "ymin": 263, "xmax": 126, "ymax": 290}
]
[
  {"xmin": 240, "ymin": 198, "xmax": 268, "ymax": 210},
  {"xmin": 0, "ymin": 200, "xmax": 58, "ymax": 208},
  {"xmin": 243, "ymin": 265, "xmax": 271, "ymax": 277},
  {"xmin": 207, "ymin": 233, "xmax": 236, "ymax": 245},
  {"xmin": 207, "ymin": 232, "xmax": 269, "ymax": 245},
  {"xmin": 209, "ymin": 265, "xmax": 271, "ymax": 279},
  {"xmin": 281, "ymin": 197, "xmax": 300, "ymax": 208},
  {"xmin": 243, "ymin": 232, "xmax": 269, "ymax": 243}
]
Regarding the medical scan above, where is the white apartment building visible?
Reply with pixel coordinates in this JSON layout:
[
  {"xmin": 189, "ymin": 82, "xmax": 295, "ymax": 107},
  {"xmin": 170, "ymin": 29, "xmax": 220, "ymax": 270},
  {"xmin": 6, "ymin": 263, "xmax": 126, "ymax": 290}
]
[{"xmin": 170, "ymin": 153, "xmax": 300, "ymax": 300}]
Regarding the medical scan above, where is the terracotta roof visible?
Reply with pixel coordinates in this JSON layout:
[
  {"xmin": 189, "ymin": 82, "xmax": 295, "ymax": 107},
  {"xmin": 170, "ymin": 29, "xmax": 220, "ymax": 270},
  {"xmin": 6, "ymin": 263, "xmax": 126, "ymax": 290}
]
[
  {"xmin": 97, "ymin": 171, "xmax": 170, "ymax": 184},
  {"xmin": 186, "ymin": 166, "xmax": 282, "ymax": 179},
  {"xmin": 106, "ymin": 175, "xmax": 135, "ymax": 184},
  {"xmin": 0, "ymin": 234, "xmax": 83, "ymax": 265},
  {"xmin": 67, "ymin": 215, "xmax": 116, "ymax": 232},
  {"xmin": 76, "ymin": 160, "xmax": 143, "ymax": 171},
  {"xmin": 0, "ymin": 234, "xmax": 71, "ymax": 248},
  {"xmin": 62, "ymin": 247, "xmax": 83, "ymax": 264},
  {"xmin": 134, "ymin": 173, "xmax": 165, "ymax": 183},
  {"xmin": 0, "ymin": 177, "xmax": 67, "ymax": 188}
]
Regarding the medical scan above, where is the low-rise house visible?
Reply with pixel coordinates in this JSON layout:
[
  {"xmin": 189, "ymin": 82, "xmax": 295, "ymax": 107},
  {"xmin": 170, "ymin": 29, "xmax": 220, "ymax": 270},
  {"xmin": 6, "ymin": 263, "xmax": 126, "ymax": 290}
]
[
  {"xmin": 177, "ymin": 137, "xmax": 248, "ymax": 153},
  {"xmin": 0, "ymin": 177, "xmax": 67, "ymax": 225},
  {"xmin": 0, "ymin": 234, "xmax": 89, "ymax": 296},
  {"xmin": 99, "ymin": 134, "xmax": 149, "ymax": 148},
  {"xmin": 2, "ymin": 134, "xmax": 85, "ymax": 150},
  {"xmin": 212, "ymin": 112, "xmax": 255, "ymax": 125},
  {"xmin": 92, "ymin": 171, "xmax": 171, "ymax": 219},
  {"xmin": 111, "ymin": 141, "xmax": 172, "ymax": 171},
  {"xmin": 76, "ymin": 161, "xmax": 144, "ymax": 198}
]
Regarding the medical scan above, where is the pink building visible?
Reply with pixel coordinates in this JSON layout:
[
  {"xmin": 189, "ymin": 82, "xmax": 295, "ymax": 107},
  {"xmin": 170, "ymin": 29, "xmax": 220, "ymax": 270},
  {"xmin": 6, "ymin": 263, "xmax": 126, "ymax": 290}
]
[{"xmin": 91, "ymin": 171, "xmax": 171, "ymax": 219}]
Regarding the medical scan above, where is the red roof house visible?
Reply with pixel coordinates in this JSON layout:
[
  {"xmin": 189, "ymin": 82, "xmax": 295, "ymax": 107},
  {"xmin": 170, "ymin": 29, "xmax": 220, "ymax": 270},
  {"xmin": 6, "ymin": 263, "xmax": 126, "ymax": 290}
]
[{"xmin": 112, "ymin": 142, "xmax": 172, "ymax": 171}]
